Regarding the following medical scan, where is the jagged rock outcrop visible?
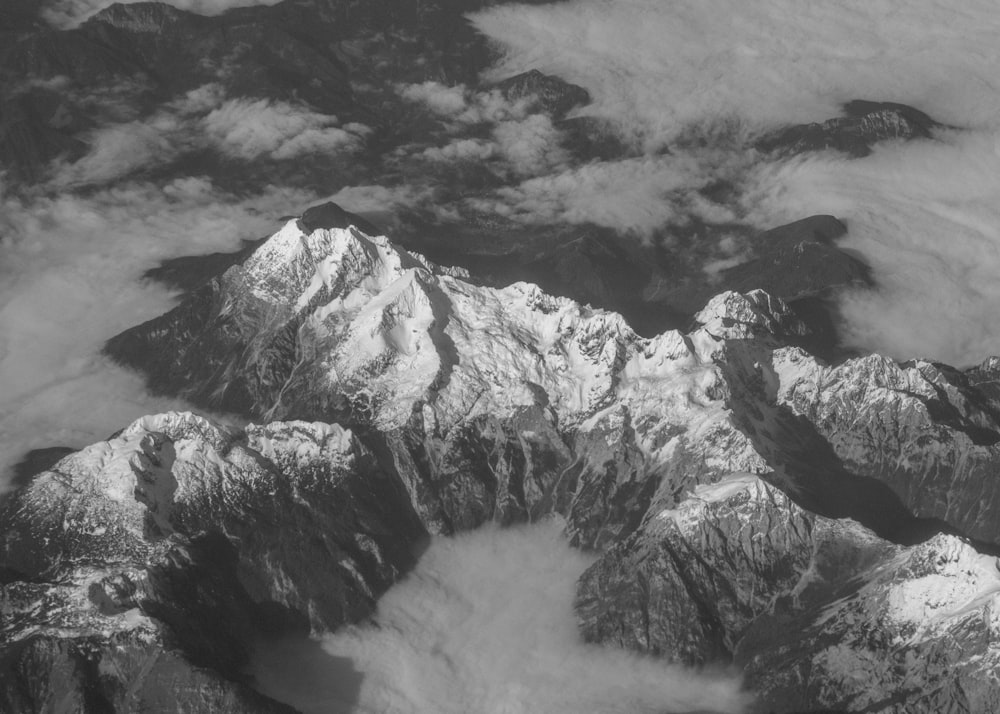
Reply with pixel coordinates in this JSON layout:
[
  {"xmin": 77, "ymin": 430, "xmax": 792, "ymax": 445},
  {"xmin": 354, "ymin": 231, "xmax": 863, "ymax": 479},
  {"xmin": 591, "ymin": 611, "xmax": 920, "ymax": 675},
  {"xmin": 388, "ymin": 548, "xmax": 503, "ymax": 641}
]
[
  {"xmin": 106, "ymin": 212, "xmax": 1000, "ymax": 550},
  {"xmin": 1, "ymin": 413, "xmax": 425, "ymax": 712},
  {"xmin": 577, "ymin": 475, "xmax": 823, "ymax": 665},
  {"xmin": 719, "ymin": 339, "xmax": 1000, "ymax": 546},
  {"xmin": 657, "ymin": 215, "xmax": 871, "ymax": 322},
  {"xmin": 577, "ymin": 472, "xmax": 1000, "ymax": 713},
  {"xmin": 107, "ymin": 215, "xmax": 792, "ymax": 545},
  {"xmin": 16, "ymin": 214, "xmax": 1000, "ymax": 711},
  {"xmin": 757, "ymin": 100, "xmax": 940, "ymax": 157},
  {"xmin": 493, "ymin": 69, "xmax": 591, "ymax": 119}
]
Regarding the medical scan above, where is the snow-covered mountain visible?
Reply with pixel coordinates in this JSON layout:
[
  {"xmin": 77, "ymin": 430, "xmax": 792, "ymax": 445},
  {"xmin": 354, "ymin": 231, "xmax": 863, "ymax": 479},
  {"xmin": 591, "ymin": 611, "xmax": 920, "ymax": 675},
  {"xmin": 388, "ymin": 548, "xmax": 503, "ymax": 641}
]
[{"xmin": 7, "ymin": 213, "xmax": 1000, "ymax": 711}]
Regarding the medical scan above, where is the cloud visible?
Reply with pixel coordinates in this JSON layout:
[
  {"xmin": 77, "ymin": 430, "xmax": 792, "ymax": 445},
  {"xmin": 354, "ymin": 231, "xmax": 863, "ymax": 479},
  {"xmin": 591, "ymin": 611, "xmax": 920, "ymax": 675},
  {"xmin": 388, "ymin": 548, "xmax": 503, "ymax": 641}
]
[
  {"xmin": 421, "ymin": 116, "xmax": 567, "ymax": 176},
  {"xmin": 741, "ymin": 128, "xmax": 1000, "ymax": 366},
  {"xmin": 48, "ymin": 88, "xmax": 368, "ymax": 186},
  {"xmin": 471, "ymin": 0, "xmax": 1000, "ymax": 144},
  {"xmin": 50, "ymin": 115, "xmax": 187, "ymax": 187},
  {"xmin": 397, "ymin": 82, "xmax": 535, "ymax": 125},
  {"xmin": 399, "ymin": 82, "xmax": 470, "ymax": 117},
  {"xmin": 0, "ymin": 177, "xmax": 319, "ymax": 491},
  {"xmin": 469, "ymin": 155, "xmax": 741, "ymax": 238},
  {"xmin": 251, "ymin": 520, "xmax": 747, "ymax": 714},
  {"xmin": 42, "ymin": 0, "xmax": 282, "ymax": 28},
  {"xmin": 321, "ymin": 183, "xmax": 432, "ymax": 232},
  {"xmin": 492, "ymin": 113, "xmax": 569, "ymax": 175},
  {"xmin": 401, "ymin": 80, "xmax": 573, "ymax": 180},
  {"xmin": 203, "ymin": 99, "xmax": 369, "ymax": 161},
  {"xmin": 422, "ymin": 138, "xmax": 497, "ymax": 163},
  {"xmin": 470, "ymin": 0, "xmax": 1000, "ymax": 365}
]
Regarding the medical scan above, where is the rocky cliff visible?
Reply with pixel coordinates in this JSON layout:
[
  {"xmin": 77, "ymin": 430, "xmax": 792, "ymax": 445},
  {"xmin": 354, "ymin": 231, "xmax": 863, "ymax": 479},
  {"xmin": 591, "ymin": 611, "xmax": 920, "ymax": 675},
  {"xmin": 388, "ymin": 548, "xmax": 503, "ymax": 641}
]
[{"xmin": 8, "ymin": 215, "xmax": 1000, "ymax": 711}]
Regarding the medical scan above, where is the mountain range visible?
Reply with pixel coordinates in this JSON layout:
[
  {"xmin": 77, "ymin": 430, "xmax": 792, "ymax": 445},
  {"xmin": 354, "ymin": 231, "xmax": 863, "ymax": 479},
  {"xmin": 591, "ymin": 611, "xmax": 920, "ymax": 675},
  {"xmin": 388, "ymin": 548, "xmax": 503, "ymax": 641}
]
[{"xmin": 2, "ymin": 1, "xmax": 996, "ymax": 712}]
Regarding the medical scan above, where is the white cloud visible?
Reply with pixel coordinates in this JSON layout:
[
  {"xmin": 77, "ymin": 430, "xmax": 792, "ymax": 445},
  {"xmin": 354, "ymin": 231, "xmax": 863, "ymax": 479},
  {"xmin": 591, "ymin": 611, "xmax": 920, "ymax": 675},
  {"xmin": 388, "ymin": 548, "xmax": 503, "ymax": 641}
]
[
  {"xmin": 741, "ymin": 128, "xmax": 1000, "ymax": 366},
  {"xmin": 470, "ymin": 155, "xmax": 740, "ymax": 238},
  {"xmin": 51, "ymin": 114, "xmax": 188, "ymax": 187},
  {"xmin": 202, "ymin": 99, "xmax": 368, "ymax": 161},
  {"xmin": 398, "ymin": 82, "xmax": 536, "ymax": 125},
  {"xmin": 422, "ymin": 138, "xmax": 497, "ymax": 163},
  {"xmin": 420, "ymin": 116, "xmax": 568, "ymax": 176},
  {"xmin": 399, "ymin": 82, "xmax": 470, "ymax": 117},
  {"xmin": 492, "ymin": 113, "xmax": 569, "ymax": 175},
  {"xmin": 251, "ymin": 521, "xmax": 747, "ymax": 714},
  {"xmin": 47, "ymin": 89, "xmax": 367, "ymax": 186},
  {"xmin": 42, "ymin": 0, "xmax": 282, "ymax": 28},
  {"xmin": 470, "ymin": 0, "xmax": 1000, "ymax": 365},
  {"xmin": 471, "ymin": 0, "xmax": 1000, "ymax": 143},
  {"xmin": 324, "ymin": 183, "xmax": 429, "ymax": 226},
  {"xmin": 0, "ymin": 178, "xmax": 318, "ymax": 491}
]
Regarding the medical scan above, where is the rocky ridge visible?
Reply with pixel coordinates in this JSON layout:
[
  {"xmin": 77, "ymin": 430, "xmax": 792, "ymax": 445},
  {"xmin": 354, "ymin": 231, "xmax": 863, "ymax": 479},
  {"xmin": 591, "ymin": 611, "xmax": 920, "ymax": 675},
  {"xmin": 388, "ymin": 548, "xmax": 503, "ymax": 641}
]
[
  {"xmin": 7, "ymin": 215, "xmax": 1000, "ymax": 711},
  {"xmin": 2, "ymin": 413, "xmax": 424, "ymax": 712},
  {"xmin": 578, "ymin": 472, "xmax": 1000, "ymax": 713}
]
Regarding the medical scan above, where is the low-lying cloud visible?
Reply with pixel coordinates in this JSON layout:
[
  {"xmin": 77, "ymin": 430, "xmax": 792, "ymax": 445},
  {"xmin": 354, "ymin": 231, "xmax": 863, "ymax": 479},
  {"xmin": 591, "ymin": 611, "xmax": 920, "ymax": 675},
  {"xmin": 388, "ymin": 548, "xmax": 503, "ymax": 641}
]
[
  {"xmin": 471, "ymin": 0, "xmax": 1000, "ymax": 366},
  {"xmin": 469, "ymin": 154, "xmax": 741, "ymax": 239},
  {"xmin": 0, "ymin": 177, "xmax": 319, "ymax": 491},
  {"xmin": 401, "ymin": 81, "xmax": 570, "ymax": 177},
  {"xmin": 472, "ymin": 0, "xmax": 1000, "ymax": 144},
  {"xmin": 251, "ymin": 520, "xmax": 747, "ymax": 714},
  {"xmin": 204, "ymin": 99, "xmax": 370, "ymax": 161},
  {"xmin": 50, "ymin": 86, "xmax": 369, "ymax": 187},
  {"xmin": 743, "ymin": 128, "xmax": 1000, "ymax": 366}
]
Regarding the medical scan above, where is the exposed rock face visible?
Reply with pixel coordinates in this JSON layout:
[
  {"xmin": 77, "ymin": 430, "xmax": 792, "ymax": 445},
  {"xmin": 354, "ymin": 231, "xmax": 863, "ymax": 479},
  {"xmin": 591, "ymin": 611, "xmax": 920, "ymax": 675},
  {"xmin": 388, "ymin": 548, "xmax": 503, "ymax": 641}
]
[
  {"xmin": 493, "ymin": 69, "xmax": 591, "ymax": 119},
  {"xmin": 578, "ymin": 472, "xmax": 1000, "ymax": 713},
  {"xmin": 15, "ymin": 216, "xmax": 1000, "ymax": 711},
  {"xmin": 656, "ymin": 215, "xmax": 870, "ymax": 327},
  {"xmin": 577, "ymin": 475, "xmax": 822, "ymax": 665},
  {"xmin": 0, "ymin": 625, "xmax": 297, "ymax": 714},
  {"xmin": 1, "ymin": 413, "xmax": 425, "ymax": 712},
  {"xmin": 721, "ymin": 340, "xmax": 1000, "ymax": 546},
  {"xmin": 105, "ymin": 215, "xmax": 1000, "ymax": 550},
  {"xmin": 757, "ymin": 100, "xmax": 939, "ymax": 157},
  {"xmin": 107, "ymin": 216, "xmax": 793, "ymax": 546}
]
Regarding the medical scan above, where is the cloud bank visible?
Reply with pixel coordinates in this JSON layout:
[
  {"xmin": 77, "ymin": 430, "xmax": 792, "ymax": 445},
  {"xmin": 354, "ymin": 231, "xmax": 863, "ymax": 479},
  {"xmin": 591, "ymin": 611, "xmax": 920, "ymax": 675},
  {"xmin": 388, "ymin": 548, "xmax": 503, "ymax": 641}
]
[
  {"xmin": 472, "ymin": 0, "xmax": 1000, "ymax": 144},
  {"xmin": 743, "ymin": 129, "xmax": 1000, "ymax": 366},
  {"xmin": 252, "ymin": 521, "xmax": 747, "ymax": 714},
  {"xmin": 472, "ymin": 0, "xmax": 1000, "ymax": 366},
  {"xmin": 0, "ymin": 178, "xmax": 319, "ymax": 491},
  {"xmin": 203, "ymin": 99, "xmax": 369, "ymax": 161},
  {"xmin": 471, "ymin": 154, "xmax": 740, "ymax": 238},
  {"xmin": 50, "ymin": 87, "xmax": 369, "ymax": 187}
]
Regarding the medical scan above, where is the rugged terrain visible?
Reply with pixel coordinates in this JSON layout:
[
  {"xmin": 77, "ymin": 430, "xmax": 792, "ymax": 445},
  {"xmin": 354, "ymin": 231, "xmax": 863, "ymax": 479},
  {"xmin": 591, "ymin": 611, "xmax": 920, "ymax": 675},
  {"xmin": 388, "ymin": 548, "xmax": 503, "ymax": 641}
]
[
  {"xmin": 5, "ymin": 214, "xmax": 1000, "ymax": 711},
  {"xmin": 1, "ymin": 1, "xmax": 984, "ymax": 712},
  {"xmin": 1, "ymin": 0, "xmax": 934, "ymax": 338}
]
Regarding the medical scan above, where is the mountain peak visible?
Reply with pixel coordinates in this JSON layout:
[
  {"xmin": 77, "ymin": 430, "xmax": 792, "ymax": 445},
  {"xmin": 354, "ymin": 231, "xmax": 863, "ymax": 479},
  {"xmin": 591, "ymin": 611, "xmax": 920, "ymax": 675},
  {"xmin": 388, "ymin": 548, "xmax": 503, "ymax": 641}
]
[{"xmin": 297, "ymin": 201, "xmax": 381, "ymax": 236}]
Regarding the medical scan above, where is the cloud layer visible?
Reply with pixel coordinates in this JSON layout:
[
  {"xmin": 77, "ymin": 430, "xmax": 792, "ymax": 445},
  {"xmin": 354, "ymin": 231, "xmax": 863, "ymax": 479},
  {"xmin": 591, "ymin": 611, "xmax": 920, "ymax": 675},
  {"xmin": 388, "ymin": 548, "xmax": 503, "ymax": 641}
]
[
  {"xmin": 471, "ymin": 0, "xmax": 1000, "ymax": 365},
  {"xmin": 252, "ymin": 521, "xmax": 747, "ymax": 714},
  {"xmin": 472, "ymin": 0, "xmax": 1000, "ymax": 143},
  {"xmin": 49, "ymin": 86, "xmax": 370, "ymax": 188},
  {"xmin": 0, "ymin": 178, "xmax": 320, "ymax": 491},
  {"xmin": 743, "ymin": 128, "xmax": 1000, "ymax": 366},
  {"xmin": 204, "ymin": 99, "xmax": 369, "ymax": 161}
]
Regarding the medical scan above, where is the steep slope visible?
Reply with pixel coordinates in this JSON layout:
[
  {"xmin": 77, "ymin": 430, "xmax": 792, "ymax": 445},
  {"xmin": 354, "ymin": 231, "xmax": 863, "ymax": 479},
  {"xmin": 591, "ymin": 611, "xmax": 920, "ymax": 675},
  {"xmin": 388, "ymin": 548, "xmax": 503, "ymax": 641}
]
[
  {"xmin": 1, "ymin": 413, "xmax": 425, "ymax": 712},
  {"xmin": 578, "ymin": 472, "xmax": 1000, "ymax": 713},
  {"xmin": 107, "ymin": 210, "xmax": 1000, "ymax": 548},
  {"xmin": 13, "ymin": 214, "xmax": 1000, "ymax": 710},
  {"xmin": 107, "ymin": 213, "xmax": 802, "ymax": 544}
]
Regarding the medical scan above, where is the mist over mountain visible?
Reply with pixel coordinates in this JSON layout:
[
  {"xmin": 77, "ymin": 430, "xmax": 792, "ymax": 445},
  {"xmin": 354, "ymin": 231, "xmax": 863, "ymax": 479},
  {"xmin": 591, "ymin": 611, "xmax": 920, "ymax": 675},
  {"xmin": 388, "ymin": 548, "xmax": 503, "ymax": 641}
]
[{"xmin": 5, "ymin": 0, "xmax": 1000, "ymax": 712}]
